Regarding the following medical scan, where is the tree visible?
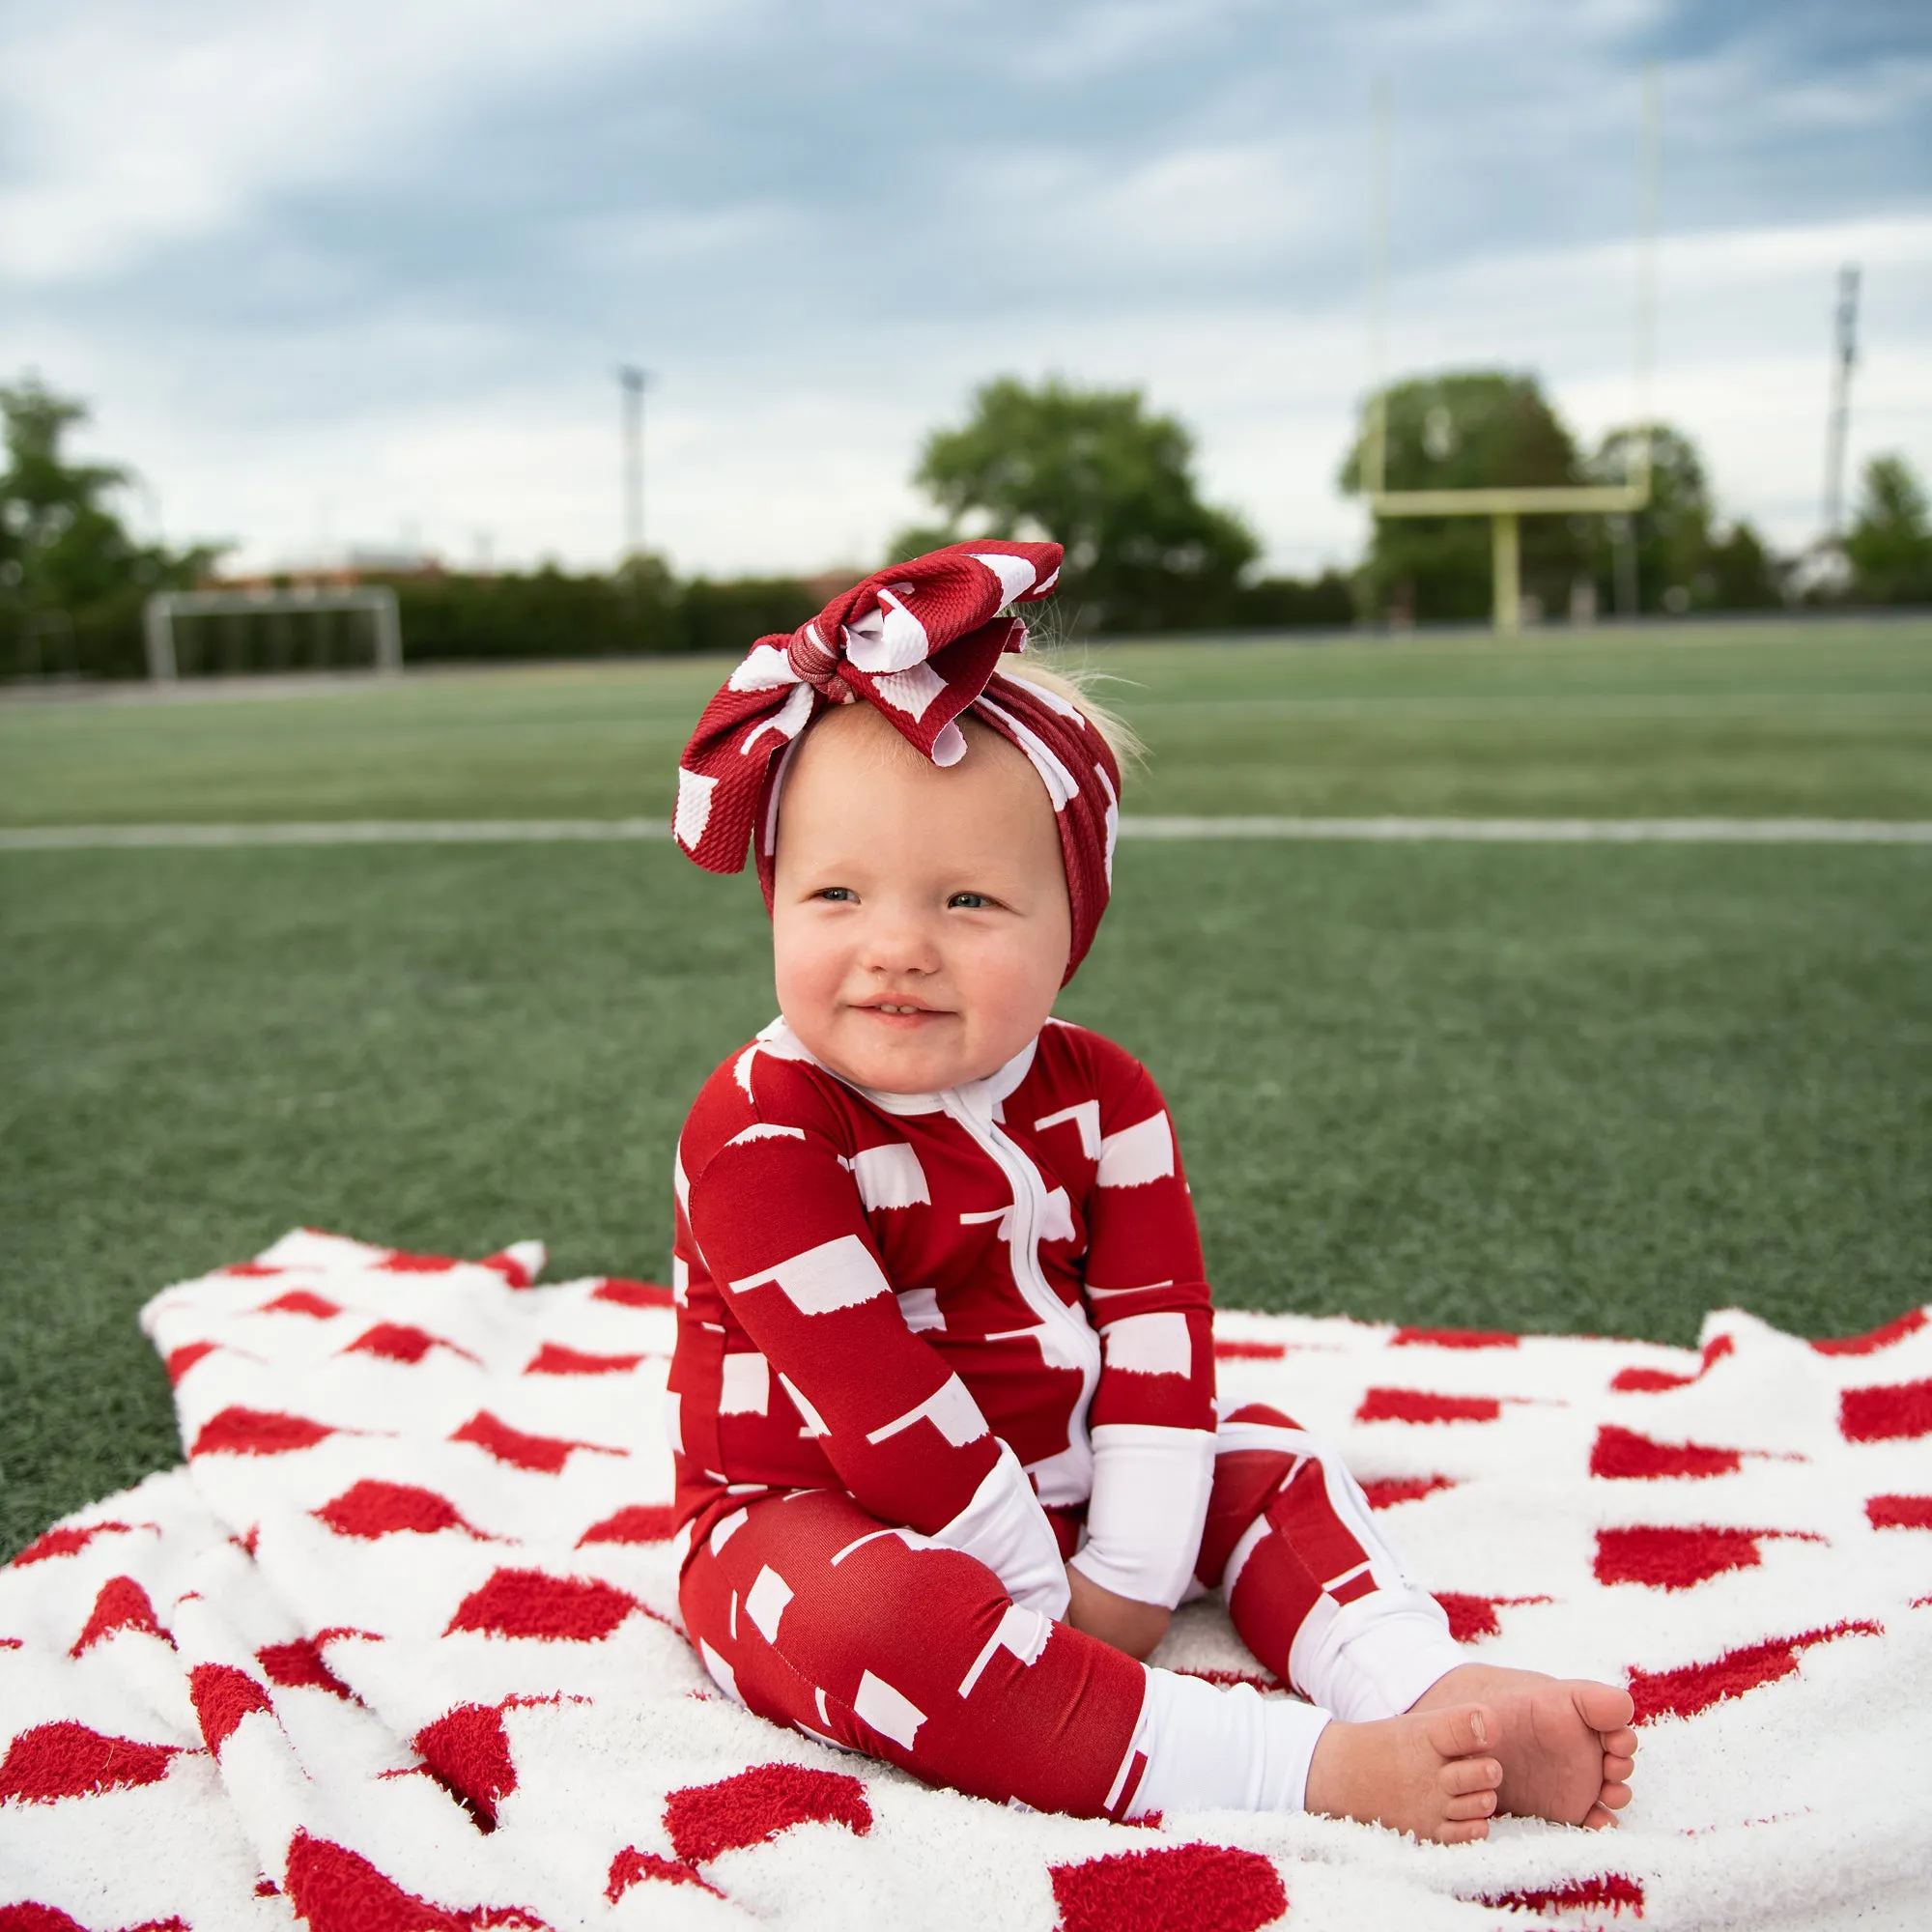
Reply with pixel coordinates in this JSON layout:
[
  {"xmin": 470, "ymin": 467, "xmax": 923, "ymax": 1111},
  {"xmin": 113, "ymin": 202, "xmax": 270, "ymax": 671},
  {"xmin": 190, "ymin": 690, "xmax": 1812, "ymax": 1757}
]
[
  {"xmin": 1701, "ymin": 520, "xmax": 1781, "ymax": 611},
  {"xmin": 1843, "ymin": 454, "xmax": 1932, "ymax": 606},
  {"xmin": 1339, "ymin": 372, "xmax": 1589, "ymax": 623},
  {"xmin": 1, "ymin": 375, "xmax": 220, "ymax": 676},
  {"xmin": 1588, "ymin": 424, "xmax": 1781, "ymax": 613},
  {"xmin": 898, "ymin": 377, "xmax": 1261, "ymax": 633}
]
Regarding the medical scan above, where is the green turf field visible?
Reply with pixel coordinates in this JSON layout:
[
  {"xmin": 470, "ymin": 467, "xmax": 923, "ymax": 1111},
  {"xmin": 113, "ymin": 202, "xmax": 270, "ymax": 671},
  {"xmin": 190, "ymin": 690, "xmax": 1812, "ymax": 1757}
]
[
  {"xmin": 6, "ymin": 620, "xmax": 1932, "ymax": 824},
  {"xmin": 4, "ymin": 617, "xmax": 1930, "ymax": 1558}
]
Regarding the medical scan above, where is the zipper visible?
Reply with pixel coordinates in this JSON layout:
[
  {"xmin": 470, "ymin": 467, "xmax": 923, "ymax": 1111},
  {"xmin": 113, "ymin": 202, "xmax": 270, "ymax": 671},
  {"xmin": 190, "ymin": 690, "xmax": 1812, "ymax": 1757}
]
[{"xmin": 941, "ymin": 1085, "xmax": 1103, "ymax": 1492}]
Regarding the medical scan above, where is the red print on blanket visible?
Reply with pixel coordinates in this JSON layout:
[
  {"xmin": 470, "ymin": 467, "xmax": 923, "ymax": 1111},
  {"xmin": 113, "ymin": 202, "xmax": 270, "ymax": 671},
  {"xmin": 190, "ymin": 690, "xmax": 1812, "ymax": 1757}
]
[
  {"xmin": 523, "ymin": 1343, "xmax": 645, "ymax": 1376},
  {"xmin": 1610, "ymin": 1334, "xmax": 1735, "ymax": 1393},
  {"xmin": 605, "ymin": 1848, "xmax": 723, "ymax": 1902},
  {"xmin": 70, "ymin": 1576, "xmax": 171, "ymax": 1656},
  {"xmin": 0, "ymin": 1910, "xmax": 190, "ymax": 1932},
  {"xmin": 443, "ymin": 1568, "xmax": 642, "ymax": 1641},
  {"xmin": 576, "ymin": 1504, "xmax": 680, "ymax": 1547},
  {"xmin": 378, "ymin": 1248, "xmax": 460, "ymax": 1275},
  {"xmin": 1212, "ymin": 1339, "xmax": 1286, "ymax": 1360},
  {"xmin": 1475, "ymin": 1874, "xmax": 1645, "ymax": 1918},
  {"xmin": 315, "ymin": 1479, "xmax": 491, "ymax": 1541},
  {"xmin": 1595, "ymin": 1524, "xmax": 1823, "ymax": 1590},
  {"xmin": 1390, "ymin": 1326, "xmax": 1519, "ymax": 1350},
  {"xmin": 281, "ymin": 1831, "xmax": 551, "ymax": 1932},
  {"xmin": 188, "ymin": 1663, "xmax": 274, "ymax": 1753},
  {"xmin": 1813, "ymin": 1309, "xmax": 1928, "ymax": 1356},
  {"xmin": 1589, "ymin": 1425, "xmax": 1749, "ymax": 1479},
  {"xmin": 0, "ymin": 1721, "xmax": 181, "ymax": 1803},
  {"xmin": 1839, "ymin": 1378, "xmax": 1932, "ymax": 1442},
  {"xmin": 1356, "ymin": 1388, "xmax": 1503, "ymax": 1425},
  {"xmin": 1360, "ymin": 1475, "xmax": 1459, "ymax": 1509},
  {"xmin": 451, "ymin": 1411, "xmax": 621, "ymax": 1473},
  {"xmin": 481, "ymin": 1248, "xmax": 536, "ymax": 1289},
  {"xmin": 164, "ymin": 1341, "xmax": 219, "ymax": 1384},
  {"xmin": 592, "ymin": 1278, "xmax": 674, "ymax": 1308},
  {"xmin": 345, "ymin": 1322, "xmax": 480, "ymax": 1367},
  {"xmin": 1435, "ymin": 1592, "xmax": 1552, "ymax": 1642},
  {"xmin": 10, "ymin": 1521, "xmax": 135, "ymax": 1567},
  {"xmin": 413, "ymin": 1699, "xmax": 528, "ymax": 1829},
  {"xmin": 256, "ymin": 1289, "xmax": 342, "ymax": 1319},
  {"xmin": 259, "ymin": 1638, "xmax": 355, "ymax": 1698},
  {"xmin": 1628, "ymin": 1621, "xmax": 1882, "ymax": 1724},
  {"xmin": 1049, "ymin": 1842, "xmax": 1287, "ymax": 1932},
  {"xmin": 191, "ymin": 1406, "xmax": 338, "ymax": 1457},
  {"xmin": 664, "ymin": 1763, "xmax": 873, "ymax": 1865},
  {"xmin": 1867, "ymin": 1493, "xmax": 1932, "ymax": 1530}
]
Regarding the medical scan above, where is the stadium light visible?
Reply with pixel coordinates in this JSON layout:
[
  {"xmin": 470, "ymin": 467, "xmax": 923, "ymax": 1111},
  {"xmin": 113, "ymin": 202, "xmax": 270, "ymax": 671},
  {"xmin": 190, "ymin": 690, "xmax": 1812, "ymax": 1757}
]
[
  {"xmin": 618, "ymin": 366, "xmax": 651, "ymax": 564},
  {"xmin": 1821, "ymin": 265, "xmax": 1861, "ymax": 541},
  {"xmin": 1365, "ymin": 67, "xmax": 1661, "ymax": 634}
]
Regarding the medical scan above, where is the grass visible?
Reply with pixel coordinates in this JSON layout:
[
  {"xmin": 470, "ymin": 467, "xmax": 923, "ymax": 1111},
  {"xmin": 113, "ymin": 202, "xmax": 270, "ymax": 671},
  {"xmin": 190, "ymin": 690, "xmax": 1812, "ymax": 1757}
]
[
  {"xmin": 4, "ymin": 616, "xmax": 1929, "ymax": 1557},
  {"xmin": 6, "ymin": 618, "xmax": 1932, "ymax": 825}
]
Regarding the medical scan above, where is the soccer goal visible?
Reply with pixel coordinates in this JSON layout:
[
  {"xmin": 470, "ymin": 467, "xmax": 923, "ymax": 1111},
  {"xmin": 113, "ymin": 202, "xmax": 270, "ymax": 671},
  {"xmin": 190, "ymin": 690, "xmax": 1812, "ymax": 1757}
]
[{"xmin": 142, "ymin": 586, "xmax": 403, "ymax": 681}]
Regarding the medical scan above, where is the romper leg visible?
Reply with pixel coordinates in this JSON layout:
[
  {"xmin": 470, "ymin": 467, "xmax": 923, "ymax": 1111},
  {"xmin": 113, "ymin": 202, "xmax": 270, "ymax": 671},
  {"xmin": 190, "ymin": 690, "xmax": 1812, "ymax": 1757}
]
[
  {"xmin": 680, "ymin": 1490, "xmax": 1150, "ymax": 1817},
  {"xmin": 1197, "ymin": 1403, "xmax": 1464, "ymax": 1723}
]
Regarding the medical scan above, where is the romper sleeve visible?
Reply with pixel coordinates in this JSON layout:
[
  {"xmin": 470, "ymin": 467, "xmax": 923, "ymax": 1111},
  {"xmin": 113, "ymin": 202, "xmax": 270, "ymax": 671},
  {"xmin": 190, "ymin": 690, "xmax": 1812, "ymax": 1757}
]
[
  {"xmin": 1066, "ymin": 1050, "xmax": 1218, "ymax": 1611},
  {"xmin": 686, "ymin": 1116, "xmax": 1069, "ymax": 1618}
]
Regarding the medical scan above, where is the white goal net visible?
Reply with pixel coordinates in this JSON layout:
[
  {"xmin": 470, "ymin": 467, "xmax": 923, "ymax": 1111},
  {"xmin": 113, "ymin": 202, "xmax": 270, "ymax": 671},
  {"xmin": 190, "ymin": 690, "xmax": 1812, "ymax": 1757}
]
[{"xmin": 142, "ymin": 587, "xmax": 402, "ymax": 680}]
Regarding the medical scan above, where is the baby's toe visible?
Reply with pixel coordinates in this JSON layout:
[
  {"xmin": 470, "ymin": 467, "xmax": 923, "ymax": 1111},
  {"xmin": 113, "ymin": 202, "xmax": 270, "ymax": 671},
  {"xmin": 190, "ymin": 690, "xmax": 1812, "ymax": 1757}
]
[
  {"xmin": 1424, "ymin": 1703, "xmax": 1494, "ymax": 1758},
  {"xmin": 1441, "ymin": 1755, "xmax": 1503, "ymax": 1796},
  {"xmin": 1601, "ymin": 1724, "xmax": 1639, "ymax": 1760},
  {"xmin": 1598, "ymin": 1778, "xmax": 1634, "ymax": 1811},
  {"xmin": 1604, "ymin": 1752, "xmax": 1635, "ymax": 1783},
  {"xmin": 1444, "ymin": 1788, "xmax": 1498, "ymax": 1822},
  {"xmin": 1581, "ymin": 1802, "xmax": 1621, "ymax": 1831},
  {"xmin": 1572, "ymin": 1681, "xmax": 1635, "ymax": 1733}
]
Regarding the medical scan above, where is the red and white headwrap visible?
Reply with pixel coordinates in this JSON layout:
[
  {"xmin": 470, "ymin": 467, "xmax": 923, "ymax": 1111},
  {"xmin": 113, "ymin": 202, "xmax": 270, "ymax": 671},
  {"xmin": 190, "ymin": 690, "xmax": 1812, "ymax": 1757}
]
[{"xmin": 672, "ymin": 539, "xmax": 1121, "ymax": 981}]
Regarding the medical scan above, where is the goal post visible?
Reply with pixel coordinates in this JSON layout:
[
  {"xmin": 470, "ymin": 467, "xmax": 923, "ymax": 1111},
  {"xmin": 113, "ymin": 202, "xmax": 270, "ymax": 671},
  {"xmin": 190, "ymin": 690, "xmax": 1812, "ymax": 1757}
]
[{"xmin": 143, "ymin": 586, "xmax": 403, "ymax": 681}]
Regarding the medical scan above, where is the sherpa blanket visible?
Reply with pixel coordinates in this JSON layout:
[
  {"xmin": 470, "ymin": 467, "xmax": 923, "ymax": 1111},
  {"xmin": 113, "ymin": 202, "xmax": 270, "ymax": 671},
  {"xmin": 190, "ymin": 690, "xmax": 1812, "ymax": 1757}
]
[{"xmin": 3, "ymin": 1233, "xmax": 1929, "ymax": 1932}]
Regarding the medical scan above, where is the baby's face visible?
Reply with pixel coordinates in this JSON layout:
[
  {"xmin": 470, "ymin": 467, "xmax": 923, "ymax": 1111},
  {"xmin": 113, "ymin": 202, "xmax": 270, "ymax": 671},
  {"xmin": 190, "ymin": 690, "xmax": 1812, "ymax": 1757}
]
[{"xmin": 771, "ymin": 705, "xmax": 1072, "ymax": 1094}]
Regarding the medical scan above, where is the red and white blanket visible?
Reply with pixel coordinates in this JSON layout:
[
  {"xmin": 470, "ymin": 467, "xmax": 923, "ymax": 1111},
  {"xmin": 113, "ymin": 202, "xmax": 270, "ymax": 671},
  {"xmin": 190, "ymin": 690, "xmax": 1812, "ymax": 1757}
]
[{"xmin": 3, "ymin": 1231, "xmax": 1928, "ymax": 1932}]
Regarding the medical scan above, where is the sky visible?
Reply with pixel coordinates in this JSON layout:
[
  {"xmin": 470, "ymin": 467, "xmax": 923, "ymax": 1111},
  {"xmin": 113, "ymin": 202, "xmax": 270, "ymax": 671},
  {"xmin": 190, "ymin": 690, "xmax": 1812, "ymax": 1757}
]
[{"xmin": 4, "ymin": 0, "xmax": 1929, "ymax": 581}]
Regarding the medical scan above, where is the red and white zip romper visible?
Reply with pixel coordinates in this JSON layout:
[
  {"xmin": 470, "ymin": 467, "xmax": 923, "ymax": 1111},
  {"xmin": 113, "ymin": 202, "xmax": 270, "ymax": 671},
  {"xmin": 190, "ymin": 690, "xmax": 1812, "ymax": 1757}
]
[{"xmin": 668, "ymin": 1015, "xmax": 1464, "ymax": 1819}]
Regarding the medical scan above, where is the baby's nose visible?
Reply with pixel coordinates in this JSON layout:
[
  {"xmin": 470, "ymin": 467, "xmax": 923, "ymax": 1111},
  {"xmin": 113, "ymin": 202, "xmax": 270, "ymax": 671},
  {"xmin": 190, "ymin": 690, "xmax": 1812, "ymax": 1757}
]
[{"xmin": 861, "ymin": 914, "xmax": 942, "ymax": 977}]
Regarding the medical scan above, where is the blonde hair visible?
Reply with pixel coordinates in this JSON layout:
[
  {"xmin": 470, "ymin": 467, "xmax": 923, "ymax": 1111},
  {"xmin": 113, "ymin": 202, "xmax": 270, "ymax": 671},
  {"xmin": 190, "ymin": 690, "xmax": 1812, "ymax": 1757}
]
[{"xmin": 995, "ymin": 654, "xmax": 1144, "ymax": 776}]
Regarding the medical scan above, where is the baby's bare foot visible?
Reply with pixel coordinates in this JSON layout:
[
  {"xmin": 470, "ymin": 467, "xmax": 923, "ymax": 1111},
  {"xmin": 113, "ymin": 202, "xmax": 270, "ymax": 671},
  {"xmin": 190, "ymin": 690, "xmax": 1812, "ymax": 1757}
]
[
  {"xmin": 1303, "ymin": 1703, "xmax": 1502, "ymax": 1843},
  {"xmin": 1415, "ymin": 1665, "xmax": 1637, "ymax": 1829}
]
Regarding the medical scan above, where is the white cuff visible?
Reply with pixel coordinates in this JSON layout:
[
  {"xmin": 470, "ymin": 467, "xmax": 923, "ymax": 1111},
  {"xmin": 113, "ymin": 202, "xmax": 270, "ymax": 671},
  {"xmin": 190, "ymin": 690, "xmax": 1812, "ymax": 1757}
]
[
  {"xmin": 929, "ymin": 1439, "xmax": 1069, "ymax": 1620},
  {"xmin": 1122, "ymin": 1666, "xmax": 1331, "ymax": 1818},
  {"xmin": 1068, "ymin": 1423, "xmax": 1214, "ymax": 1610},
  {"xmin": 1291, "ymin": 1594, "xmax": 1464, "ymax": 1725}
]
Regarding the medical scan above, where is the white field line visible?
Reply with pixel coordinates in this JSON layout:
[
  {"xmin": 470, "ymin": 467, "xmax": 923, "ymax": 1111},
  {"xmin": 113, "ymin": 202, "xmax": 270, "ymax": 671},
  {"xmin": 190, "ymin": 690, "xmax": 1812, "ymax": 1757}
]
[
  {"xmin": 1120, "ymin": 816, "xmax": 1932, "ymax": 843},
  {"xmin": 3, "ymin": 817, "xmax": 1931, "ymax": 852},
  {"xmin": 1121, "ymin": 691, "xmax": 1932, "ymax": 721}
]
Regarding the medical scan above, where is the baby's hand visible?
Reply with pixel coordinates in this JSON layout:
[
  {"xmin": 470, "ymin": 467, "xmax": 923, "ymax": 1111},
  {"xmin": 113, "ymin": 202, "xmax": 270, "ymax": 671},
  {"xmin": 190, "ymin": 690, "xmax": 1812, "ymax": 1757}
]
[{"xmin": 1064, "ymin": 1564, "xmax": 1170, "ymax": 1661}]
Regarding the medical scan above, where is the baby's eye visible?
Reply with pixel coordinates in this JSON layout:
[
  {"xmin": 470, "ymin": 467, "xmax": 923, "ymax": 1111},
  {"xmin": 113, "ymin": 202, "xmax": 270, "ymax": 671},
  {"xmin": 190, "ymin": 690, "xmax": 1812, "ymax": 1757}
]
[
  {"xmin": 948, "ymin": 892, "xmax": 995, "ymax": 910},
  {"xmin": 813, "ymin": 887, "xmax": 857, "ymax": 903}
]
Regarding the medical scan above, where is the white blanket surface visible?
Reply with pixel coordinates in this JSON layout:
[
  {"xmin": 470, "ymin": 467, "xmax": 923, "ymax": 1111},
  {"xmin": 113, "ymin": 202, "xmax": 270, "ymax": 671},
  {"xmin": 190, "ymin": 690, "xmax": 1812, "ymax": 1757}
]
[{"xmin": 2, "ymin": 1231, "xmax": 1928, "ymax": 1932}]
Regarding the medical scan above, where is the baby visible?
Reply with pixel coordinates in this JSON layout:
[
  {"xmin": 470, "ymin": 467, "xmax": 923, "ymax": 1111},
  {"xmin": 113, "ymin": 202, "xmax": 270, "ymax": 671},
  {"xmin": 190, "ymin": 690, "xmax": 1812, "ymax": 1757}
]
[{"xmin": 663, "ymin": 540, "xmax": 1636, "ymax": 1837}]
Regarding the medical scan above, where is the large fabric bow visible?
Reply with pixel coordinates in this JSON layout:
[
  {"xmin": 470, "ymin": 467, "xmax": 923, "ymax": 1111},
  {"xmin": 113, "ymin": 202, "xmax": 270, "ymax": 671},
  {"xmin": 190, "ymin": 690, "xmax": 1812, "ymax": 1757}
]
[{"xmin": 672, "ymin": 539, "xmax": 1121, "ymax": 980}]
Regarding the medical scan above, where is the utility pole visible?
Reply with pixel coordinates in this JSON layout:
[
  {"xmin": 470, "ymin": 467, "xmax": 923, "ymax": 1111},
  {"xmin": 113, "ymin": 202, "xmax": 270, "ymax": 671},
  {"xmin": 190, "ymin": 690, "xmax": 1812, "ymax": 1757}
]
[
  {"xmin": 617, "ymin": 366, "xmax": 650, "ymax": 564},
  {"xmin": 1821, "ymin": 266, "xmax": 1860, "ymax": 541}
]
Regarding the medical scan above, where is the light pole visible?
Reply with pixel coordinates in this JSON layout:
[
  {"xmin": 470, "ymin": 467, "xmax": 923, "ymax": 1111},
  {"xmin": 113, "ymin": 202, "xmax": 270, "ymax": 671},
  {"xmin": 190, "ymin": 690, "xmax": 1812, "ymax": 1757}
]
[
  {"xmin": 617, "ymin": 366, "xmax": 651, "ymax": 564},
  {"xmin": 1821, "ymin": 266, "xmax": 1860, "ymax": 541}
]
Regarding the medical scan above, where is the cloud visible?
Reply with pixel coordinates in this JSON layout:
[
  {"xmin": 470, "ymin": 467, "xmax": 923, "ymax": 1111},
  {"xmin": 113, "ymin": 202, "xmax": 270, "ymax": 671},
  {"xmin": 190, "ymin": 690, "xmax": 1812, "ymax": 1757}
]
[{"xmin": 3, "ymin": 0, "xmax": 1926, "ymax": 578}]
